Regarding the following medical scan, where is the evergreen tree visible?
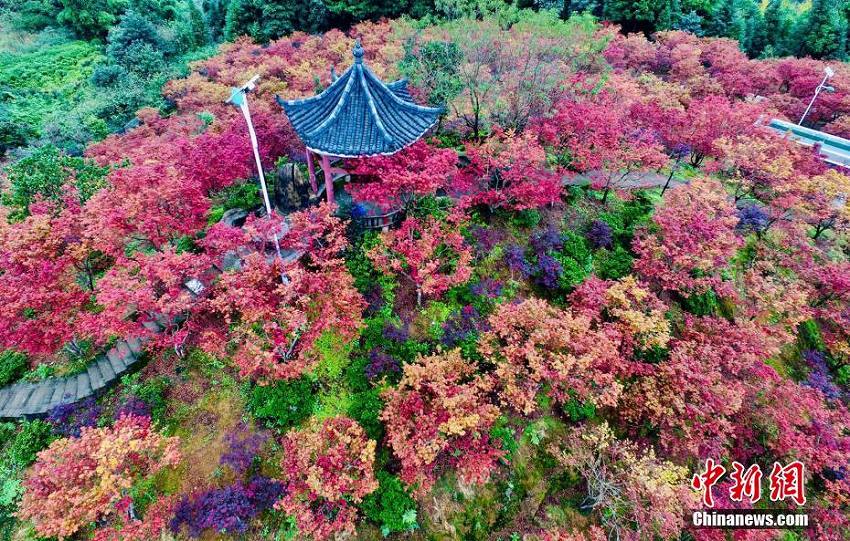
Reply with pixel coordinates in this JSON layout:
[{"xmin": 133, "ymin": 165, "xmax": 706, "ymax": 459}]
[
  {"xmin": 656, "ymin": 0, "xmax": 680, "ymax": 32},
  {"xmin": 294, "ymin": 0, "xmax": 329, "ymax": 34},
  {"xmin": 187, "ymin": 0, "xmax": 209, "ymax": 46},
  {"xmin": 602, "ymin": 0, "xmax": 671, "ymax": 34},
  {"xmin": 796, "ymin": 0, "xmax": 848, "ymax": 59},
  {"xmin": 565, "ymin": 0, "xmax": 603, "ymax": 18},
  {"xmin": 12, "ymin": 0, "xmax": 61, "ymax": 31},
  {"xmin": 706, "ymin": 0, "xmax": 735, "ymax": 38},
  {"xmin": 763, "ymin": 0, "xmax": 793, "ymax": 56},
  {"xmin": 739, "ymin": 0, "xmax": 767, "ymax": 57},
  {"xmin": 106, "ymin": 10, "xmax": 164, "ymax": 58},
  {"xmin": 224, "ymin": 0, "xmax": 298, "ymax": 42},
  {"xmin": 674, "ymin": 9, "xmax": 704, "ymax": 36},
  {"xmin": 56, "ymin": 0, "xmax": 128, "ymax": 38},
  {"xmin": 203, "ymin": 0, "xmax": 226, "ymax": 41}
]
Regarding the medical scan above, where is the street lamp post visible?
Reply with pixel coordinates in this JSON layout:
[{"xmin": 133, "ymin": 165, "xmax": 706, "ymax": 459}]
[
  {"xmin": 228, "ymin": 75, "xmax": 288, "ymax": 282},
  {"xmin": 799, "ymin": 67, "xmax": 835, "ymax": 126}
]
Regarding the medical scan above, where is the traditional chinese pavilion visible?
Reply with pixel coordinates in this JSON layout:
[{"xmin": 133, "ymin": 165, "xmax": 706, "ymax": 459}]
[{"xmin": 277, "ymin": 40, "xmax": 444, "ymax": 204}]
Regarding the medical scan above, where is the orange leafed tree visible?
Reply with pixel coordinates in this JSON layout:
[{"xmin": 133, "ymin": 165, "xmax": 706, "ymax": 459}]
[{"xmin": 18, "ymin": 415, "xmax": 181, "ymax": 540}]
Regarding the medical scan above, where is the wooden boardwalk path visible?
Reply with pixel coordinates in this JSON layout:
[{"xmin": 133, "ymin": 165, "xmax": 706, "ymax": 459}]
[{"xmin": 0, "ymin": 333, "xmax": 153, "ymax": 420}]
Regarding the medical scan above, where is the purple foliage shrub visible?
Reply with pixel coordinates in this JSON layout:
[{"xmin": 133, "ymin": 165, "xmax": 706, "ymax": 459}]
[
  {"xmin": 364, "ymin": 348, "xmax": 401, "ymax": 381},
  {"xmin": 442, "ymin": 305, "xmax": 487, "ymax": 347},
  {"xmin": 504, "ymin": 244, "xmax": 532, "ymax": 278},
  {"xmin": 382, "ymin": 322, "xmax": 409, "ymax": 342},
  {"xmin": 536, "ymin": 254, "xmax": 563, "ymax": 289},
  {"xmin": 530, "ymin": 226, "xmax": 563, "ymax": 255},
  {"xmin": 470, "ymin": 225, "xmax": 502, "ymax": 255},
  {"xmin": 803, "ymin": 350, "xmax": 842, "ymax": 400},
  {"xmin": 586, "ymin": 220, "xmax": 613, "ymax": 249},
  {"xmin": 170, "ymin": 477, "xmax": 285, "ymax": 537},
  {"xmin": 47, "ymin": 396, "xmax": 100, "ymax": 437},
  {"xmin": 221, "ymin": 426, "xmax": 270, "ymax": 474},
  {"xmin": 471, "ymin": 278, "xmax": 503, "ymax": 299}
]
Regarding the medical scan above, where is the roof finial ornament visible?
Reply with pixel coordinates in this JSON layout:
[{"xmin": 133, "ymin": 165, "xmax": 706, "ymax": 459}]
[
  {"xmin": 353, "ymin": 39, "xmax": 364, "ymax": 64},
  {"xmin": 330, "ymin": 66, "xmax": 338, "ymax": 82}
]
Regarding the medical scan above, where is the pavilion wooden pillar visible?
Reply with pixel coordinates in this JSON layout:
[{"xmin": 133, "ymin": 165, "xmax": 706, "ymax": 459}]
[
  {"xmin": 320, "ymin": 154, "xmax": 335, "ymax": 205},
  {"xmin": 305, "ymin": 148, "xmax": 318, "ymax": 194}
]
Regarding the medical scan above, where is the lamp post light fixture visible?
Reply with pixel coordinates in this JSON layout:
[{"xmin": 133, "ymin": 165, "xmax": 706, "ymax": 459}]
[
  {"xmin": 228, "ymin": 75, "xmax": 288, "ymax": 282},
  {"xmin": 799, "ymin": 66, "xmax": 835, "ymax": 126}
]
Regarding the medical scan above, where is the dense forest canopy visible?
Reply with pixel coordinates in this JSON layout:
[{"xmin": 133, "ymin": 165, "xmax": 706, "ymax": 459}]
[{"xmin": 0, "ymin": 1, "xmax": 849, "ymax": 540}]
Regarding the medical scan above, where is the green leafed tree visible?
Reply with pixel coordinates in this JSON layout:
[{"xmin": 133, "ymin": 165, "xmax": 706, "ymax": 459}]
[
  {"xmin": 187, "ymin": 0, "xmax": 209, "ymax": 47},
  {"xmin": 795, "ymin": 0, "xmax": 848, "ymax": 60},
  {"xmin": 10, "ymin": 0, "xmax": 62, "ymax": 31},
  {"xmin": 602, "ymin": 0, "xmax": 677, "ymax": 34},
  {"xmin": 203, "ymin": 0, "xmax": 227, "ymax": 41},
  {"xmin": 762, "ymin": 0, "xmax": 794, "ymax": 57},
  {"xmin": 56, "ymin": 0, "xmax": 129, "ymax": 39},
  {"xmin": 1, "ymin": 145, "xmax": 109, "ymax": 220},
  {"xmin": 223, "ymin": 0, "xmax": 291, "ymax": 42},
  {"xmin": 400, "ymin": 38, "xmax": 464, "ymax": 109}
]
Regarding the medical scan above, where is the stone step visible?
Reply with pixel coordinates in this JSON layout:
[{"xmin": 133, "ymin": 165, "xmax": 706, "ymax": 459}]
[
  {"xmin": 126, "ymin": 336, "xmax": 143, "ymax": 355},
  {"xmin": 75, "ymin": 373, "xmax": 92, "ymax": 401},
  {"xmin": 116, "ymin": 341, "xmax": 133, "ymax": 362},
  {"xmin": 4, "ymin": 386, "xmax": 34, "ymax": 417},
  {"xmin": 98, "ymin": 357, "xmax": 116, "ymax": 382},
  {"xmin": 47, "ymin": 379, "xmax": 68, "ymax": 408},
  {"xmin": 23, "ymin": 384, "xmax": 54, "ymax": 415},
  {"xmin": 0, "ymin": 388, "xmax": 14, "ymax": 410},
  {"xmin": 87, "ymin": 362, "xmax": 106, "ymax": 392},
  {"xmin": 107, "ymin": 348, "xmax": 127, "ymax": 375}
]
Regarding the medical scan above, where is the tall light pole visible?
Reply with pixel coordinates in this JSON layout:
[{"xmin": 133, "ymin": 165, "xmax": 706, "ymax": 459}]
[
  {"xmin": 228, "ymin": 75, "xmax": 287, "ymax": 282},
  {"xmin": 799, "ymin": 66, "xmax": 835, "ymax": 126}
]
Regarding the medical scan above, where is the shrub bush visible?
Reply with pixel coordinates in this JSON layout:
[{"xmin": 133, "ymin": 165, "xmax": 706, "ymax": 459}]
[
  {"xmin": 4, "ymin": 420, "xmax": 55, "ymax": 471},
  {"xmin": 0, "ymin": 351, "xmax": 28, "ymax": 387},
  {"xmin": 798, "ymin": 319, "xmax": 826, "ymax": 352},
  {"xmin": 347, "ymin": 387, "xmax": 385, "ymax": 441},
  {"xmin": 170, "ymin": 477, "xmax": 285, "ymax": 538},
  {"xmin": 507, "ymin": 208, "xmax": 542, "ymax": 229},
  {"xmin": 246, "ymin": 377, "xmax": 315, "ymax": 431},
  {"xmin": 554, "ymin": 253, "xmax": 588, "ymax": 291},
  {"xmin": 594, "ymin": 245, "xmax": 634, "ymax": 280},
  {"xmin": 680, "ymin": 288, "xmax": 720, "ymax": 316},
  {"xmin": 361, "ymin": 471, "xmax": 418, "ymax": 535},
  {"xmin": 311, "ymin": 330, "xmax": 354, "ymax": 382},
  {"xmin": 0, "ymin": 419, "xmax": 57, "ymax": 529},
  {"xmin": 213, "ymin": 180, "xmax": 262, "ymax": 211}
]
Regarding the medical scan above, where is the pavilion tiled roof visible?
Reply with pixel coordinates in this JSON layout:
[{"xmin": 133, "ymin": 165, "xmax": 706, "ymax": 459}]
[{"xmin": 276, "ymin": 40, "xmax": 444, "ymax": 158}]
